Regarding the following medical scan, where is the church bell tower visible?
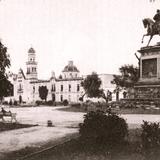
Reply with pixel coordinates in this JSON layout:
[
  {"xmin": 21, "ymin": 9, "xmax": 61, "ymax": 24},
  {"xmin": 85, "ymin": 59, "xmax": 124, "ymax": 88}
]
[{"xmin": 26, "ymin": 47, "xmax": 38, "ymax": 80}]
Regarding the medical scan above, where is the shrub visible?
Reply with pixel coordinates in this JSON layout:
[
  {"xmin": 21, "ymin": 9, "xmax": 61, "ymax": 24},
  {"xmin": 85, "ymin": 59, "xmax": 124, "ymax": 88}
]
[
  {"xmin": 46, "ymin": 100, "xmax": 54, "ymax": 106},
  {"xmin": 70, "ymin": 103, "xmax": 81, "ymax": 107},
  {"xmin": 63, "ymin": 99, "xmax": 69, "ymax": 106},
  {"xmin": 141, "ymin": 121, "xmax": 160, "ymax": 150},
  {"xmin": 9, "ymin": 99, "xmax": 13, "ymax": 105},
  {"xmin": 79, "ymin": 110, "xmax": 128, "ymax": 145},
  {"xmin": 35, "ymin": 100, "xmax": 42, "ymax": 106},
  {"xmin": 13, "ymin": 100, "xmax": 17, "ymax": 106},
  {"xmin": 3, "ymin": 101, "xmax": 8, "ymax": 105}
]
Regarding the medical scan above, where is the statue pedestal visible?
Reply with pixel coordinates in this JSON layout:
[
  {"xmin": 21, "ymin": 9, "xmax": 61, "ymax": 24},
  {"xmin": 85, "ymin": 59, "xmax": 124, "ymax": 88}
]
[{"xmin": 134, "ymin": 43, "xmax": 160, "ymax": 104}]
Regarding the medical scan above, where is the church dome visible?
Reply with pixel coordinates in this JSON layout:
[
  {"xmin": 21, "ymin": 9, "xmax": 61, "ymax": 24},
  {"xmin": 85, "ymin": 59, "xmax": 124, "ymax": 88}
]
[
  {"xmin": 28, "ymin": 47, "xmax": 35, "ymax": 53},
  {"xmin": 62, "ymin": 61, "xmax": 79, "ymax": 72}
]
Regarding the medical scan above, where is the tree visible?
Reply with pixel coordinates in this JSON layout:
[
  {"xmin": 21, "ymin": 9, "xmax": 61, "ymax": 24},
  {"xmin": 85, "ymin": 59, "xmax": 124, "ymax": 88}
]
[
  {"xmin": 0, "ymin": 41, "xmax": 13, "ymax": 101},
  {"xmin": 38, "ymin": 86, "xmax": 48, "ymax": 101},
  {"xmin": 81, "ymin": 72, "xmax": 108, "ymax": 103},
  {"xmin": 111, "ymin": 64, "xmax": 139, "ymax": 92}
]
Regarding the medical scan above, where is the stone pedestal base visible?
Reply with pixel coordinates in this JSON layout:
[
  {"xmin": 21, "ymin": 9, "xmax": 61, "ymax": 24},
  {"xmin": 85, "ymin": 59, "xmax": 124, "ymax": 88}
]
[{"xmin": 134, "ymin": 81, "xmax": 160, "ymax": 99}]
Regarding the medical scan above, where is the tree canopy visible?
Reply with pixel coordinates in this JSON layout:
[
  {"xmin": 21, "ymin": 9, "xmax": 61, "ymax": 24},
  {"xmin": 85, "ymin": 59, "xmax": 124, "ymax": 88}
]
[
  {"xmin": 0, "ymin": 41, "xmax": 13, "ymax": 100},
  {"xmin": 81, "ymin": 72, "xmax": 108, "ymax": 102},
  {"xmin": 38, "ymin": 86, "xmax": 48, "ymax": 101},
  {"xmin": 81, "ymin": 72, "xmax": 103, "ymax": 98},
  {"xmin": 111, "ymin": 64, "xmax": 139, "ymax": 91}
]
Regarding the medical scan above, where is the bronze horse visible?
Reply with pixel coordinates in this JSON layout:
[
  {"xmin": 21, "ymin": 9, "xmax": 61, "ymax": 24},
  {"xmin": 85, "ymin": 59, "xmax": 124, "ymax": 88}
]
[{"xmin": 142, "ymin": 18, "xmax": 160, "ymax": 46}]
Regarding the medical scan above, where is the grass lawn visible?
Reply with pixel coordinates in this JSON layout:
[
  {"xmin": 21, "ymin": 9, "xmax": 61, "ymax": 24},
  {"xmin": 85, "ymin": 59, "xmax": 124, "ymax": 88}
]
[
  {"xmin": 3, "ymin": 128, "xmax": 159, "ymax": 160},
  {"xmin": 2, "ymin": 128, "xmax": 160, "ymax": 160},
  {"xmin": 0, "ymin": 122, "xmax": 38, "ymax": 132},
  {"xmin": 59, "ymin": 105, "xmax": 160, "ymax": 115},
  {"xmin": 11, "ymin": 128, "xmax": 159, "ymax": 160}
]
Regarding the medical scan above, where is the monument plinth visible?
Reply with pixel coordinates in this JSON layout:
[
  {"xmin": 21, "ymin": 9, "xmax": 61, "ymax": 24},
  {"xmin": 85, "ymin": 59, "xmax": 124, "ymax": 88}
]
[{"xmin": 134, "ymin": 43, "xmax": 160, "ymax": 99}]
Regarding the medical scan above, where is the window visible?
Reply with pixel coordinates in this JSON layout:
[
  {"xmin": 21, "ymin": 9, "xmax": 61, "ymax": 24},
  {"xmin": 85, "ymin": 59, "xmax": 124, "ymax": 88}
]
[
  {"xmin": 69, "ymin": 84, "xmax": 71, "ymax": 92},
  {"xmin": 19, "ymin": 84, "xmax": 22, "ymax": 90},
  {"xmin": 54, "ymin": 84, "xmax": 56, "ymax": 91},
  {"xmin": 60, "ymin": 95, "xmax": 63, "ymax": 102},
  {"xmin": 51, "ymin": 84, "xmax": 56, "ymax": 92},
  {"xmin": 33, "ymin": 86, "xmax": 35, "ymax": 93},
  {"xmin": 61, "ymin": 85, "xmax": 63, "ymax": 91},
  {"xmin": 18, "ymin": 84, "xmax": 23, "ymax": 91},
  {"xmin": 77, "ymin": 84, "xmax": 80, "ymax": 92},
  {"xmin": 51, "ymin": 85, "xmax": 54, "ymax": 92},
  {"xmin": 27, "ymin": 68, "xmax": 30, "ymax": 74}
]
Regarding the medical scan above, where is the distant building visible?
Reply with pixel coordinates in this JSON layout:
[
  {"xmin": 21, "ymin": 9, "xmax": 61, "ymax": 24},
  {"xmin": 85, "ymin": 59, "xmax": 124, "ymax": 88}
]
[{"xmin": 7, "ymin": 47, "xmax": 121, "ymax": 104}]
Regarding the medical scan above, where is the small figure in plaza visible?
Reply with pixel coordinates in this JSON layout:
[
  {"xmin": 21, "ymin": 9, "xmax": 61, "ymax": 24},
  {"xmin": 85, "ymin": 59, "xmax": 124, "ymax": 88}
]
[{"xmin": 141, "ymin": 9, "xmax": 160, "ymax": 46}]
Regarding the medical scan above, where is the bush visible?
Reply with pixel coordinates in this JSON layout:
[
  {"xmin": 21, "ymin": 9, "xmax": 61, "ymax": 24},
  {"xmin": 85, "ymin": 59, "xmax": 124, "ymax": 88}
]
[
  {"xmin": 35, "ymin": 100, "xmax": 42, "ymax": 106},
  {"xmin": 141, "ymin": 121, "xmax": 160, "ymax": 150},
  {"xmin": 79, "ymin": 110, "xmax": 128, "ymax": 145},
  {"xmin": 13, "ymin": 100, "xmax": 17, "ymax": 106},
  {"xmin": 3, "ymin": 101, "xmax": 8, "ymax": 105},
  {"xmin": 46, "ymin": 100, "xmax": 54, "ymax": 106},
  {"xmin": 9, "ymin": 99, "xmax": 13, "ymax": 105},
  {"xmin": 63, "ymin": 99, "xmax": 69, "ymax": 106},
  {"xmin": 70, "ymin": 103, "xmax": 81, "ymax": 107}
]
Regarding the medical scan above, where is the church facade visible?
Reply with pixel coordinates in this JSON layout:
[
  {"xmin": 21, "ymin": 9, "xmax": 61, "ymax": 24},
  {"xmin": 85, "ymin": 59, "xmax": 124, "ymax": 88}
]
[
  {"xmin": 10, "ymin": 47, "xmax": 120, "ymax": 104},
  {"xmin": 12, "ymin": 47, "xmax": 83, "ymax": 104}
]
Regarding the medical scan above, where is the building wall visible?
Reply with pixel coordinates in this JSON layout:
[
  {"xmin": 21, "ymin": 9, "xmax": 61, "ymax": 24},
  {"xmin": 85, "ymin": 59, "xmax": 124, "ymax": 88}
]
[
  {"xmin": 11, "ymin": 73, "xmax": 122, "ymax": 104},
  {"xmin": 55, "ymin": 79, "xmax": 83, "ymax": 102},
  {"xmin": 7, "ymin": 48, "xmax": 120, "ymax": 104}
]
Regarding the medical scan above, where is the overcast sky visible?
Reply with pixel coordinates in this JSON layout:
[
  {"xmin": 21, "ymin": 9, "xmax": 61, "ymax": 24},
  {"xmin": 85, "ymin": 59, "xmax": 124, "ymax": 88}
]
[{"xmin": 0, "ymin": 0, "xmax": 159, "ymax": 79}]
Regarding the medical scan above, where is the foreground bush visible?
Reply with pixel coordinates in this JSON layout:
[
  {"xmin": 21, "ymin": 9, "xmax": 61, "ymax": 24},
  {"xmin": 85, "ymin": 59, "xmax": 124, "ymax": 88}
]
[
  {"xmin": 79, "ymin": 110, "xmax": 128, "ymax": 145},
  {"xmin": 141, "ymin": 121, "xmax": 160, "ymax": 150}
]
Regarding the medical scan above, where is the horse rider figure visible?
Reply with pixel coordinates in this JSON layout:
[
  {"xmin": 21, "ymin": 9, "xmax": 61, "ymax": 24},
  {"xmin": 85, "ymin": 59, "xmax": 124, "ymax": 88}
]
[
  {"xmin": 153, "ymin": 9, "xmax": 160, "ymax": 30},
  {"xmin": 153, "ymin": 9, "xmax": 160, "ymax": 22},
  {"xmin": 141, "ymin": 9, "xmax": 160, "ymax": 46}
]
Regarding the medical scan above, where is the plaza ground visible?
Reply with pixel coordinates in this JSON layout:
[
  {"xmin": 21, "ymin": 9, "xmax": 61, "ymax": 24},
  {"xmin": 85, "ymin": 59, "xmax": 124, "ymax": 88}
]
[{"xmin": 1, "ymin": 106, "xmax": 160, "ymax": 159}]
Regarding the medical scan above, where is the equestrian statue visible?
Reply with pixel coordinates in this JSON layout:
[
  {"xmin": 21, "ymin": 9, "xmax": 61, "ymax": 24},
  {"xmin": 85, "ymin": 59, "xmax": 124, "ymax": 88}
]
[{"xmin": 142, "ymin": 9, "xmax": 160, "ymax": 46}]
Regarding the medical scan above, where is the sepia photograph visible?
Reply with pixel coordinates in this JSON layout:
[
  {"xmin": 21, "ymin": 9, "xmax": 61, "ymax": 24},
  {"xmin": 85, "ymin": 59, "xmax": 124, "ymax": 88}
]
[{"xmin": 0, "ymin": 0, "xmax": 160, "ymax": 159}]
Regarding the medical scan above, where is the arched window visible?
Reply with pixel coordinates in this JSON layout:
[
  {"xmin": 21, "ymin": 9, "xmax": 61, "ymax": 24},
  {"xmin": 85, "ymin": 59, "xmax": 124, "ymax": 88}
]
[
  {"xmin": 61, "ymin": 85, "xmax": 63, "ymax": 91},
  {"xmin": 69, "ymin": 84, "xmax": 71, "ymax": 92},
  {"xmin": 27, "ymin": 68, "xmax": 30, "ymax": 74},
  {"xmin": 19, "ymin": 84, "xmax": 22, "ymax": 90},
  {"xmin": 70, "ymin": 73, "xmax": 73, "ymax": 78},
  {"xmin": 60, "ymin": 95, "xmax": 63, "ymax": 102},
  {"xmin": 77, "ymin": 84, "xmax": 80, "ymax": 92}
]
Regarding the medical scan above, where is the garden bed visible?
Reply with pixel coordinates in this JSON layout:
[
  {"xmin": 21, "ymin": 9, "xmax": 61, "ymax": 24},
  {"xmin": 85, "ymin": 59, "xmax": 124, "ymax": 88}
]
[{"xmin": 59, "ymin": 105, "xmax": 160, "ymax": 114}]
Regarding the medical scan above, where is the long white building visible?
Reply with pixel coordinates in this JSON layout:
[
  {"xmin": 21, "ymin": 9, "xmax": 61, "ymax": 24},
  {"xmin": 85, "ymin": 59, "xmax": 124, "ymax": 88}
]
[{"xmin": 9, "ymin": 47, "xmax": 121, "ymax": 104}]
